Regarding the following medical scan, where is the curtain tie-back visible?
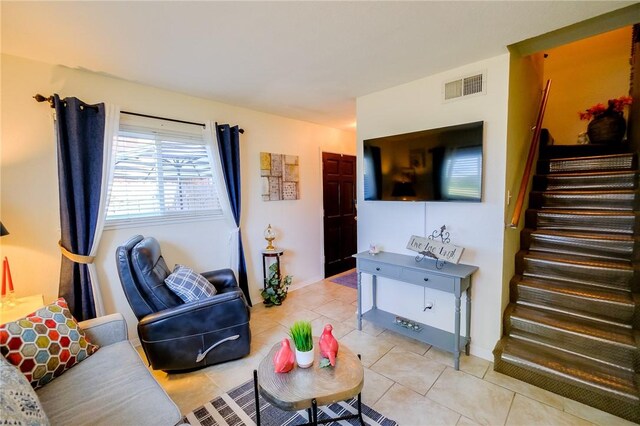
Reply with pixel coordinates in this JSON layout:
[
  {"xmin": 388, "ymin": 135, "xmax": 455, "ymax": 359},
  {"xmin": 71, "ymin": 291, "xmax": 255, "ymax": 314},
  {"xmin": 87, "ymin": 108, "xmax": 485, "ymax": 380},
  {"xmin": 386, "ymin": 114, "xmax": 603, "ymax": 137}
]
[{"xmin": 58, "ymin": 241, "xmax": 95, "ymax": 264}]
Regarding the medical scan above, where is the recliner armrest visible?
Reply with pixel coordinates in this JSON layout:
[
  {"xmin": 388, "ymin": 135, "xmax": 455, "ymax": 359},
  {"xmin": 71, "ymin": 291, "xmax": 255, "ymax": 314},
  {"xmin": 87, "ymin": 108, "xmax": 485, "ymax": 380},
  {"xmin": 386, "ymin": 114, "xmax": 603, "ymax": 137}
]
[
  {"xmin": 137, "ymin": 290, "xmax": 249, "ymax": 342},
  {"xmin": 201, "ymin": 268, "xmax": 238, "ymax": 291}
]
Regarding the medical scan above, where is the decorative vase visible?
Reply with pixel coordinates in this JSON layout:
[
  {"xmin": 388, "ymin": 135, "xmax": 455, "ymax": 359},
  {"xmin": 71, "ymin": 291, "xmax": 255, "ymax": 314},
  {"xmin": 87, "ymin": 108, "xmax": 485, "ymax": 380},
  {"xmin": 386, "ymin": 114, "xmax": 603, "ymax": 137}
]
[
  {"xmin": 295, "ymin": 347, "xmax": 314, "ymax": 368},
  {"xmin": 587, "ymin": 109, "xmax": 626, "ymax": 144}
]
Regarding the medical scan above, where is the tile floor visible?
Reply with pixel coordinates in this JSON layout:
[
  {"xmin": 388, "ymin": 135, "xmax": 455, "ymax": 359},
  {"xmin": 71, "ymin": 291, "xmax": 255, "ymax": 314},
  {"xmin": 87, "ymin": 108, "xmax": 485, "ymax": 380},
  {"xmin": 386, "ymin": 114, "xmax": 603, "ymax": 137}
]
[{"xmin": 140, "ymin": 275, "xmax": 634, "ymax": 426}]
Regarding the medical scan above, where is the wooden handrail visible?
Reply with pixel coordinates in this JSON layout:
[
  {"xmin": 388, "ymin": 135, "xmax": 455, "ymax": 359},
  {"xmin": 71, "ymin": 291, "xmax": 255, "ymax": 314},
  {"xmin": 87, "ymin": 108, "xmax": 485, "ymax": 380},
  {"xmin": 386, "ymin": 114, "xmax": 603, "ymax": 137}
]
[{"xmin": 509, "ymin": 79, "xmax": 552, "ymax": 229}]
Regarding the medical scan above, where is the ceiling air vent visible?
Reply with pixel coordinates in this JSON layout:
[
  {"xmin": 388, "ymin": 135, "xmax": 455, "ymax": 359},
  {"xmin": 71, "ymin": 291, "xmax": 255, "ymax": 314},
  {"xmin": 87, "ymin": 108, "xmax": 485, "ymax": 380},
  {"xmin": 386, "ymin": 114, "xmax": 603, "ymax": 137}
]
[{"xmin": 443, "ymin": 71, "xmax": 486, "ymax": 102}]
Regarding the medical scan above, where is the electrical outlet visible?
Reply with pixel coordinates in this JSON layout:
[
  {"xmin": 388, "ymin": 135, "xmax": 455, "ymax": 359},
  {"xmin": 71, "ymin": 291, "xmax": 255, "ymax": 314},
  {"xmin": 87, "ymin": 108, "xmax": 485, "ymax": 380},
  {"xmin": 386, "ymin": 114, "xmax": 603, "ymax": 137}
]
[{"xmin": 423, "ymin": 300, "xmax": 435, "ymax": 311}]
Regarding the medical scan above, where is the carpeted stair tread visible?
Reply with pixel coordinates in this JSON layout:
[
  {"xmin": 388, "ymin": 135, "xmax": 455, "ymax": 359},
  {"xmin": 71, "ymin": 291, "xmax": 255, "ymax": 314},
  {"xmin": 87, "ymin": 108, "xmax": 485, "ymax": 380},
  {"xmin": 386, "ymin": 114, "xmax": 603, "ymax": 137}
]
[
  {"xmin": 530, "ymin": 190, "xmax": 638, "ymax": 211},
  {"xmin": 518, "ymin": 250, "xmax": 636, "ymax": 293},
  {"xmin": 512, "ymin": 276, "xmax": 636, "ymax": 327},
  {"xmin": 540, "ymin": 153, "xmax": 636, "ymax": 175},
  {"xmin": 507, "ymin": 329, "xmax": 636, "ymax": 373},
  {"xmin": 522, "ymin": 229, "xmax": 637, "ymax": 261},
  {"xmin": 495, "ymin": 336, "xmax": 639, "ymax": 403},
  {"xmin": 526, "ymin": 209, "xmax": 639, "ymax": 235},
  {"xmin": 528, "ymin": 208, "xmax": 639, "ymax": 218},
  {"xmin": 524, "ymin": 229, "xmax": 636, "ymax": 242},
  {"xmin": 534, "ymin": 170, "xmax": 640, "ymax": 192},
  {"xmin": 507, "ymin": 305, "xmax": 638, "ymax": 349},
  {"xmin": 519, "ymin": 251, "xmax": 633, "ymax": 270},
  {"xmin": 515, "ymin": 276, "xmax": 634, "ymax": 307}
]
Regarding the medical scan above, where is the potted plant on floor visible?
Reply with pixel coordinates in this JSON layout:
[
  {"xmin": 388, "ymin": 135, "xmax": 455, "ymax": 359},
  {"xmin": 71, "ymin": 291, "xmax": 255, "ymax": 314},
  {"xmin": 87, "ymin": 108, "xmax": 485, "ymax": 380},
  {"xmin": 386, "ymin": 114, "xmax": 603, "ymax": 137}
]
[
  {"xmin": 261, "ymin": 262, "xmax": 292, "ymax": 307},
  {"xmin": 289, "ymin": 320, "xmax": 314, "ymax": 368}
]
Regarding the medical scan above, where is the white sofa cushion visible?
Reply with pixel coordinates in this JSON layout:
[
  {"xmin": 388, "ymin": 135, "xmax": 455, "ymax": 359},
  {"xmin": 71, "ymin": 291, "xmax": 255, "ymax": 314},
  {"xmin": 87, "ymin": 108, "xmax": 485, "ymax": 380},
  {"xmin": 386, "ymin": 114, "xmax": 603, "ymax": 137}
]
[{"xmin": 36, "ymin": 340, "xmax": 180, "ymax": 426}]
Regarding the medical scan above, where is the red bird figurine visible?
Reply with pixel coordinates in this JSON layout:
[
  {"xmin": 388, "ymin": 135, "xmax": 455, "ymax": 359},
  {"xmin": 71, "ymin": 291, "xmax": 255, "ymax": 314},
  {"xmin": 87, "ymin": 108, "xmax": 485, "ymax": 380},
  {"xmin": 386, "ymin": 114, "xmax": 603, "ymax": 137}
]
[
  {"xmin": 319, "ymin": 324, "xmax": 339, "ymax": 366},
  {"xmin": 273, "ymin": 338, "xmax": 295, "ymax": 373}
]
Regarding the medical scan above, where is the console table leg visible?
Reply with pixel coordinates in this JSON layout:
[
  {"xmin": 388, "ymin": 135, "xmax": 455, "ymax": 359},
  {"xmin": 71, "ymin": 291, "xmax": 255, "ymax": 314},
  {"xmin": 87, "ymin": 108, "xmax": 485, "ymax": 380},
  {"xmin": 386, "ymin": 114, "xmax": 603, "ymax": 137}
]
[
  {"xmin": 357, "ymin": 272, "xmax": 362, "ymax": 330},
  {"xmin": 465, "ymin": 284, "xmax": 472, "ymax": 356},
  {"xmin": 372, "ymin": 275, "xmax": 377, "ymax": 309},
  {"xmin": 253, "ymin": 369, "xmax": 261, "ymax": 426},
  {"xmin": 454, "ymin": 294, "xmax": 461, "ymax": 370}
]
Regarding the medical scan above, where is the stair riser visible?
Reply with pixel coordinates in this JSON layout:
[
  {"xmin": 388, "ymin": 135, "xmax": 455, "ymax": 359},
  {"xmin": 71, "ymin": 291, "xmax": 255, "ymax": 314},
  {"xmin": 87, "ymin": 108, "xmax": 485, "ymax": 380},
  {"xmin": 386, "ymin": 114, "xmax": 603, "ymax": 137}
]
[
  {"xmin": 521, "ymin": 232, "xmax": 638, "ymax": 262},
  {"xmin": 513, "ymin": 284, "xmax": 636, "ymax": 326},
  {"xmin": 516, "ymin": 257, "xmax": 635, "ymax": 292},
  {"xmin": 504, "ymin": 316, "xmax": 638, "ymax": 369},
  {"xmin": 529, "ymin": 193, "xmax": 638, "ymax": 211},
  {"xmin": 526, "ymin": 210, "xmax": 638, "ymax": 235},
  {"xmin": 538, "ymin": 155, "xmax": 636, "ymax": 175},
  {"xmin": 533, "ymin": 173, "xmax": 639, "ymax": 192},
  {"xmin": 493, "ymin": 355, "xmax": 640, "ymax": 423}
]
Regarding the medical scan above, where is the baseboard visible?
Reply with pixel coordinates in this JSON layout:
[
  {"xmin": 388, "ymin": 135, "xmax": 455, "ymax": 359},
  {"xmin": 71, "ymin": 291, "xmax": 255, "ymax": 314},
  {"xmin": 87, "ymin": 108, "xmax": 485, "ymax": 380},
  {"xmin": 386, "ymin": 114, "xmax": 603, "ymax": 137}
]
[
  {"xmin": 289, "ymin": 275, "xmax": 324, "ymax": 292},
  {"xmin": 469, "ymin": 344, "xmax": 493, "ymax": 362}
]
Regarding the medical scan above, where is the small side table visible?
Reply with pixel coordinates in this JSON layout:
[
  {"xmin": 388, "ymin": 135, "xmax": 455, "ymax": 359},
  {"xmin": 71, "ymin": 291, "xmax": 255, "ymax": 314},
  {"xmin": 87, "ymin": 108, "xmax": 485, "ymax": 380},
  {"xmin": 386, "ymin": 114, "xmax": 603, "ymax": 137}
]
[
  {"xmin": 253, "ymin": 338, "xmax": 364, "ymax": 425},
  {"xmin": 262, "ymin": 248, "xmax": 284, "ymax": 289},
  {"xmin": 0, "ymin": 294, "xmax": 45, "ymax": 324}
]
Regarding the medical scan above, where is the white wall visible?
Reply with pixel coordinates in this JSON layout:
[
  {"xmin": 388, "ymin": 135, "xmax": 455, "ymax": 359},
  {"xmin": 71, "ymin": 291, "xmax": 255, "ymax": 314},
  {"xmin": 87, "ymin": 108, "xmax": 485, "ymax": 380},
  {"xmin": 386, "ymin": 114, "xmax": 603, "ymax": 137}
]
[
  {"xmin": 542, "ymin": 26, "xmax": 631, "ymax": 145},
  {"xmin": 502, "ymin": 52, "xmax": 545, "ymax": 315},
  {"xmin": 0, "ymin": 54, "xmax": 354, "ymax": 338},
  {"xmin": 356, "ymin": 54, "xmax": 511, "ymax": 360}
]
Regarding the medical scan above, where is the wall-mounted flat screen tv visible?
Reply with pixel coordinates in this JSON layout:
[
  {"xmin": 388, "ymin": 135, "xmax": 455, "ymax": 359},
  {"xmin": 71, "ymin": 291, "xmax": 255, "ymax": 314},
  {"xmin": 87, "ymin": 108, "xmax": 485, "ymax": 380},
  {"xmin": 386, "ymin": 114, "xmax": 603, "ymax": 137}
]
[{"xmin": 363, "ymin": 121, "xmax": 484, "ymax": 202}]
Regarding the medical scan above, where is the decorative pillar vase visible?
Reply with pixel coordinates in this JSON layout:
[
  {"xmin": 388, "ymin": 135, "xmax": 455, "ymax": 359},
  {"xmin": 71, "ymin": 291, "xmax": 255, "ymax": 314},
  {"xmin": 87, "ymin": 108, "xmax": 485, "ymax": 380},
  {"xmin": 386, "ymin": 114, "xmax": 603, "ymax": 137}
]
[
  {"xmin": 295, "ymin": 347, "xmax": 314, "ymax": 369},
  {"xmin": 587, "ymin": 109, "xmax": 627, "ymax": 144}
]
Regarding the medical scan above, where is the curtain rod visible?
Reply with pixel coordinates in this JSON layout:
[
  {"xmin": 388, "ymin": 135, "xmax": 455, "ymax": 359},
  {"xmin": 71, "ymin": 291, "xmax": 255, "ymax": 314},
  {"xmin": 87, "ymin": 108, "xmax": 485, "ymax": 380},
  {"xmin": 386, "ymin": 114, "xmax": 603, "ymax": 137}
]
[{"xmin": 33, "ymin": 94, "xmax": 244, "ymax": 133}]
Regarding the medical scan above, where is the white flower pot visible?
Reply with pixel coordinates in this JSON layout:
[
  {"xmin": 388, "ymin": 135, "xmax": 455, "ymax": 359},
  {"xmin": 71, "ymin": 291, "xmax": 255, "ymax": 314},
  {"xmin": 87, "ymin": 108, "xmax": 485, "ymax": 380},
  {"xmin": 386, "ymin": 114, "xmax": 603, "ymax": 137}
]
[{"xmin": 295, "ymin": 347, "xmax": 314, "ymax": 368}]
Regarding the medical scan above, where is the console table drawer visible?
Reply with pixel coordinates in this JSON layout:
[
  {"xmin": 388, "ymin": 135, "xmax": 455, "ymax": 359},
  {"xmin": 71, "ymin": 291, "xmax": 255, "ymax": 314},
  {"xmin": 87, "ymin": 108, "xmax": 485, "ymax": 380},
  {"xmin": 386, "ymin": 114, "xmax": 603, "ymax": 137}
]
[
  {"xmin": 358, "ymin": 260, "xmax": 401, "ymax": 278},
  {"xmin": 399, "ymin": 268, "xmax": 454, "ymax": 291}
]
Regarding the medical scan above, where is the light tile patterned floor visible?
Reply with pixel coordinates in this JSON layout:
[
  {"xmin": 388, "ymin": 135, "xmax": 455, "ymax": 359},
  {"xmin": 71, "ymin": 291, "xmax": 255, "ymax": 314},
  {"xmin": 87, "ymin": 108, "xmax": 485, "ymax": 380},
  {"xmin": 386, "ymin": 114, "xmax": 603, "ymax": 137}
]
[{"xmin": 140, "ymin": 277, "xmax": 635, "ymax": 426}]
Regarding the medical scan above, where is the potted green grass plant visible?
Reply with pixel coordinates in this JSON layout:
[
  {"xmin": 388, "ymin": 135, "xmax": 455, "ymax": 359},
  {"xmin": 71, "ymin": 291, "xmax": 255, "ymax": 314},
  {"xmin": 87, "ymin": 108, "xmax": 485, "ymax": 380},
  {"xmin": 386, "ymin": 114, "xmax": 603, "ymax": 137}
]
[{"xmin": 289, "ymin": 320, "xmax": 314, "ymax": 368}]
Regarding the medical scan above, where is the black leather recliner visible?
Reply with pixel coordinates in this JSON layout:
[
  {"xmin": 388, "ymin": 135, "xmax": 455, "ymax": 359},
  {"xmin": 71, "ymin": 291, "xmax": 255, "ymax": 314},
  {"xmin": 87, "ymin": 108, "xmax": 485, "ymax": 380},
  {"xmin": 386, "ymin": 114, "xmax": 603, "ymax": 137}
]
[{"xmin": 116, "ymin": 235, "xmax": 251, "ymax": 372}]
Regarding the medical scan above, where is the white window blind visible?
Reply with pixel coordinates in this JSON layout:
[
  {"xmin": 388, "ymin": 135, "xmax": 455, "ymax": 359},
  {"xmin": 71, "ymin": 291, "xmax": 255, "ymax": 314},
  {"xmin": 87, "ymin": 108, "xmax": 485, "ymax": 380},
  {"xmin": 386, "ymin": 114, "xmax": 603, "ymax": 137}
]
[{"xmin": 106, "ymin": 123, "xmax": 223, "ymax": 224}]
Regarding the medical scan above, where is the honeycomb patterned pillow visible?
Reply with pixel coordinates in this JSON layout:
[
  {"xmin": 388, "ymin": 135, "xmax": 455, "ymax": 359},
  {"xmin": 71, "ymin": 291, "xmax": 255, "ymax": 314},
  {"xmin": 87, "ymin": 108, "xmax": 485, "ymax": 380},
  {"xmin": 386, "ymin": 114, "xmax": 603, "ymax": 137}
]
[{"xmin": 0, "ymin": 298, "xmax": 99, "ymax": 389}]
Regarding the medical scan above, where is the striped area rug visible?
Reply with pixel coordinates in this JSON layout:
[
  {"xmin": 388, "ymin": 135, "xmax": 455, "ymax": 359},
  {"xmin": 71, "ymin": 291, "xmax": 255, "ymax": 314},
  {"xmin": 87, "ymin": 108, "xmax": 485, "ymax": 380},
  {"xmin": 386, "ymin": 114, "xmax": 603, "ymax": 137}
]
[{"xmin": 182, "ymin": 379, "xmax": 397, "ymax": 426}]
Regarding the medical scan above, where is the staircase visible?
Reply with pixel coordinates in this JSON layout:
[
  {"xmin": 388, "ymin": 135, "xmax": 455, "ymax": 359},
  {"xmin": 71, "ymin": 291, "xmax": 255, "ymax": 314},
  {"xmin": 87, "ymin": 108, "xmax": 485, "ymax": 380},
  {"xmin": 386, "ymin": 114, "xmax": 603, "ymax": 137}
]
[{"xmin": 493, "ymin": 147, "xmax": 640, "ymax": 423}]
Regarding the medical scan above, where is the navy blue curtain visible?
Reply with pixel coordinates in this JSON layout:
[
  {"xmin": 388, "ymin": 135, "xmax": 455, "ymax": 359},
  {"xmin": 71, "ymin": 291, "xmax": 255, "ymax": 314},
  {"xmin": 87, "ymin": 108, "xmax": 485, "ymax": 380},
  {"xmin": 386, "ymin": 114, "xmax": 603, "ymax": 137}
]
[
  {"xmin": 216, "ymin": 123, "xmax": 252, "ymax": 306},
  {"xmin": 54, "ymin": 95, "xmax": 105, "ymax": 321}
]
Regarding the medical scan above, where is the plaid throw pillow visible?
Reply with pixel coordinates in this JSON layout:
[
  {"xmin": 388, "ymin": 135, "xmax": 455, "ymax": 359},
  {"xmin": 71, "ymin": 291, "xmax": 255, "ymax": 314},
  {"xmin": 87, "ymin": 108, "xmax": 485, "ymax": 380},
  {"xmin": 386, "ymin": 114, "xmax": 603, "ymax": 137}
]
[
  {"xmin": 165, "ymin": 265, "xmax": 217, "ymax": 303},
  {"xmin": 0, "ymin": 298, "xmax": 99, "ymax": 389}
]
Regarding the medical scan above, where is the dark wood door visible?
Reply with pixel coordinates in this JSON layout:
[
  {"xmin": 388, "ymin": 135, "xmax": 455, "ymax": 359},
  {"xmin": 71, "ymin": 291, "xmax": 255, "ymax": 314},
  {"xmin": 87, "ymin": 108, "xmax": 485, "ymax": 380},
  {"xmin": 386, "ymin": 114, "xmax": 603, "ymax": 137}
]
[{"xmin": 323, "ymin": 152, "xmax": 357, "ymax": 277}]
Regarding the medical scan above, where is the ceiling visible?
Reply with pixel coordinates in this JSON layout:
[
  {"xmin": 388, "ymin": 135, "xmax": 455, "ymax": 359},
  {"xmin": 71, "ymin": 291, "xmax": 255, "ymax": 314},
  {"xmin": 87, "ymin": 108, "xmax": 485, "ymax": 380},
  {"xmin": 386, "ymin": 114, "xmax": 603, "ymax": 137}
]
[{"xmin": 1, "ymin": 1, "xmax": 634, "ymax": 130}]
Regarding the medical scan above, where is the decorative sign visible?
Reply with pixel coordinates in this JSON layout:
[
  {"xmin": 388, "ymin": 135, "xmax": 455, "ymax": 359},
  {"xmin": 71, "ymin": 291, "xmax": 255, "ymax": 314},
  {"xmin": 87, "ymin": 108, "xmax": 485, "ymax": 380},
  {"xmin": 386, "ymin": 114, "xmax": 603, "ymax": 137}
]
[{"xmin": 406, "ymin": 235, "xmax": 464, "ymax": 264}]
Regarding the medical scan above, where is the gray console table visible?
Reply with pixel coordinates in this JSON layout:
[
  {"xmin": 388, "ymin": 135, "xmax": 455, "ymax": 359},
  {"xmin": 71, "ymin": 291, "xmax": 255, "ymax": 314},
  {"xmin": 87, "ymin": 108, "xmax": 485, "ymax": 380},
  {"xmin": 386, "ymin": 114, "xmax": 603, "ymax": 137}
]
[{"xmin": 354, "ymin": 251, "xmax": 478, "ymax": 370}]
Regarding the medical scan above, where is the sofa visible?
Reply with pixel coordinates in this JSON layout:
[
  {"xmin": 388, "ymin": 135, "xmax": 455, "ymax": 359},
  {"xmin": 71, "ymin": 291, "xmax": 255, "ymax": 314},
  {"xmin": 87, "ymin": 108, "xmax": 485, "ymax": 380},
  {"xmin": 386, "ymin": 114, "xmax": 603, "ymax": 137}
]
[{"xmin": 9, "ymin": 312, "xmax": 183, "ymax": 426}]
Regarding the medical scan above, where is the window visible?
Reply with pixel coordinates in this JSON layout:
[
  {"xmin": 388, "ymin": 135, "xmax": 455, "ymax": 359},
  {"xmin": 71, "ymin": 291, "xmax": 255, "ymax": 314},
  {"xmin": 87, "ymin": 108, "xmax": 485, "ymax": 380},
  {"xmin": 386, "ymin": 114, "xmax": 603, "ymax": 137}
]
[{"xmin": 106, "ymin": 122, "xmax": 223, "ymax": 225}]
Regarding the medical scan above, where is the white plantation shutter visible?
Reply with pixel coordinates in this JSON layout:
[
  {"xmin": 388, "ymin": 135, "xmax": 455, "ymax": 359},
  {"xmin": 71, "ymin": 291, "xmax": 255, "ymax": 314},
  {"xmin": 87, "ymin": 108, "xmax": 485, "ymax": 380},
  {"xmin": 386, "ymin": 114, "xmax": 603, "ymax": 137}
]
[{"xmin": 106, "ymin": 124, "xmax": 223, "ymax": 224}]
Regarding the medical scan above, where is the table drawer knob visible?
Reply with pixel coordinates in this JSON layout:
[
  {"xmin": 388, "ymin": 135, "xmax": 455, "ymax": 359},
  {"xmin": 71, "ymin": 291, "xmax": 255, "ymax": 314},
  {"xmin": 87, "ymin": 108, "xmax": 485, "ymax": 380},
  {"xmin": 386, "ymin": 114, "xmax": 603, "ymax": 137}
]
[
  {"xmin": 376, "ymin": 267, "xmax": 380, "ymax": 271},
  {"xmin": 423, "ymin": 277, "xmax": 429, "ymax": 282}
]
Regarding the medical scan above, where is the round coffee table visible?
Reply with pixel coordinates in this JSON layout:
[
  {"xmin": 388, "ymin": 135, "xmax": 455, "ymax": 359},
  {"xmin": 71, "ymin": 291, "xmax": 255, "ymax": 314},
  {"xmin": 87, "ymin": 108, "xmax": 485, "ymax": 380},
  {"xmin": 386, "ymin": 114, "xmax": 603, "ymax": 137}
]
[{"xmin": 253, "ymin": 338, "xmax": 364, "ymax": 425}]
